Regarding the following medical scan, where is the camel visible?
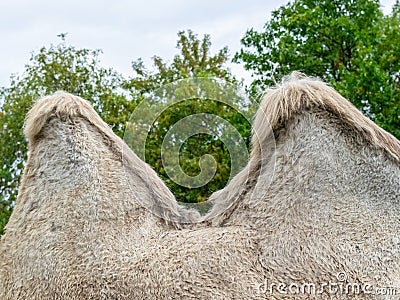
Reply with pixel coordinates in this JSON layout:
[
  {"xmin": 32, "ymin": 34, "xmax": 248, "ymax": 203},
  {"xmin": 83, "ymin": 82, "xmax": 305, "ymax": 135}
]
[
  {"xmin": 205, "ymin": 72, "xmax": 400, "ymax": 298},
  {"xmin": 1, "ymin": 73, "xmax": 399, "ymax": 299}
]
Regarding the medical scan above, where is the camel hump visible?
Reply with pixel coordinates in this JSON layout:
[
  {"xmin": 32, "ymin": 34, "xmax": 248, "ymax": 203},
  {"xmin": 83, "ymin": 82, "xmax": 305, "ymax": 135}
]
[{"xmin": 24, "ymin": 91, "xmax": 109, "ymax": 142}]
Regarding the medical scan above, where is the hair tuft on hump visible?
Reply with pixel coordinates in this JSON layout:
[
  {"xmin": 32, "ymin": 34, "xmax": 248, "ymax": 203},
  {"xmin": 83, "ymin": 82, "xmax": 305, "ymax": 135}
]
[
  {"xmin": 24, "ymin": 91, "xmax": 110, "ymax": 142},
  {"xmin": 253, "ymin": 71, "xmax": 400, "ymax": 162}
]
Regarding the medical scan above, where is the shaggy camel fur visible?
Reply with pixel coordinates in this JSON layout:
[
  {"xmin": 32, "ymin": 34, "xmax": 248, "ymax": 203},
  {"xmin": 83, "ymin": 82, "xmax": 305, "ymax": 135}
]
[
  {"xmin": 0, "ymin": 92, "xmax": 264, "ymax": 299},
  {"xmin": 206, "ymin": 72, "xmax": 400, "ymax": 298},
  {"xmin": 1, "ymin": 73, "xmax": 400, "ymax": 299}
]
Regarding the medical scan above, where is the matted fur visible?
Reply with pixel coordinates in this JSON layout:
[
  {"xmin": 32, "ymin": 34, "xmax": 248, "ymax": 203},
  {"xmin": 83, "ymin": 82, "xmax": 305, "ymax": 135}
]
[{"xmin": 1, "ymin": 73, "xmax": 399, "ymax": 299}]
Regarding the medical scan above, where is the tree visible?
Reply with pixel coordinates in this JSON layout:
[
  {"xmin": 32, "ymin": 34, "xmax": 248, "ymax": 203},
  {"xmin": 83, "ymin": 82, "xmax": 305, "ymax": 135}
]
[
  {"xmin": 235, "ymin": 0, "xmax": 400, "ymax": 138},
  {"xmin": 124, "ymin": 30, "xmax": 252, "ymax": 205},
  {"xmin": 0, "ymin": 35, "xmax": 131, "ymax": 234}
]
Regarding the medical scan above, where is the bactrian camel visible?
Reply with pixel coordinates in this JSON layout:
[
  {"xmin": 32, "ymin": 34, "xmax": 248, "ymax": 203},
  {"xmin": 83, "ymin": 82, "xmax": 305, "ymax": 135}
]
[{"xmin": 1, "ymin": 73, "xmax": 399, "ymax": 299}]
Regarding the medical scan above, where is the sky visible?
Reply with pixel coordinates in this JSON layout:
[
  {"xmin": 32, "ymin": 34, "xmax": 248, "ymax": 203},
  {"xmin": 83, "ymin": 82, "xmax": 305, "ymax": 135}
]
[{"xmin": 0, "ymin": 0, "xmax": 396, "ymax": 88}]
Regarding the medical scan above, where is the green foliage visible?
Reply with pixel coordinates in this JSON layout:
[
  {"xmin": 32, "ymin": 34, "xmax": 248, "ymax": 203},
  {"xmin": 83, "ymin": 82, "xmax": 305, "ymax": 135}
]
[
  {"xmin": 235, "ymin": 0, "xmax": 400, "ymax": 138},
  {"xmin": 124, "ymin": 30, "xmax": 251, "ymax": 204},
  {"xmin": 0, "ymin": 36, "xmax": 131, "ymax": 235},
  {"xmin": 124, "ymin": 30, "xmax": 235, "ymax": 93},
  {"xmin": 144, "ymin": 97, "xmax": 250, "ymax": 204}
]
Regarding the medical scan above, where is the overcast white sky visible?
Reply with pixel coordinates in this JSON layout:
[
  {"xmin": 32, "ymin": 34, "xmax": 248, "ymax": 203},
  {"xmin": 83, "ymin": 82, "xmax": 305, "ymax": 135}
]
[{"xmin": 0, "ymin": 0, "xmax": 396, "ymax": 88}]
